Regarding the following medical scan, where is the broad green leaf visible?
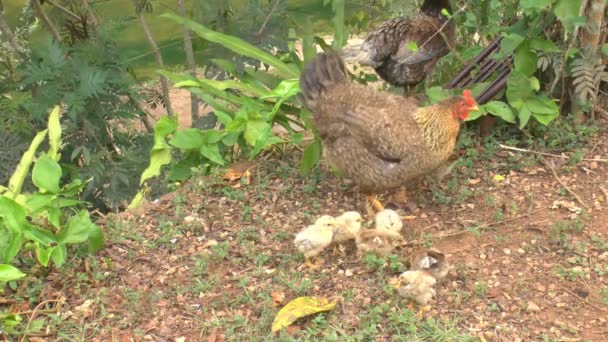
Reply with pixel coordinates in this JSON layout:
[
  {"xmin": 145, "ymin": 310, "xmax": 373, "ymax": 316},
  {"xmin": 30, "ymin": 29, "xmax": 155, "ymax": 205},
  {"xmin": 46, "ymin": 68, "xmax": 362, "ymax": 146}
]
[
  {"xmin": 300, "ymin": 138, "xmax": 322, "ymax": 175},
  {"xmin": 87, "ymin": 226, "xmax": 104, "ymax": 253},
  {"xmin": 249, "ymin": 126, "xmax": 284, "ymax": 160},
  {"xmin": 57, "ymin": 211, "xmax": 97, "ymax": 244},
  {"xmin": 7, "ymin": 129, "xmax": 48, "ymax": 197},
  {"xmin": 170, "ymin": 128, "xmax": 204, "ymax": 150},
  {"xmin": 32, "ymin": 155, "xmax": 62, "ymax": 194},
  {"xmin": 483, "ymin": 101, "xmax": 516, "ymax": 123},
  {"xmin": 161, "ymin": 13, "xmax": 298, "ymax": 79},
  {"xmin": 47, "ymin": 206, "xmax": 61, "ymax": 229},
  {"xmin": 4, "ymin": 232, "xmax": 22, "ymax": 264},
  {"xmin": 0, "ymin": 264, "xmax": 26, "ymax": 282},
  {"xmin": 260, "ymin": 79, "xmax": 300, "ymax": 100},
  {"xmin": 168, "ymin": 157, "xmax": 199, "ymax": 182},
  {"xmin": 51, "ymin": 244, "xmax": 67, "ymax": 268},
  {"xmin": 0, "ymin": 196, "xmax": 27, "ymax": 234},
  {"xmin": 201, "ymin": 130, "xmax": 226, "ymax": 144},
  {"xmin": 128, "ymin": 190, "xmax": 145, "ymax": 210},
  {"xmin": 139, "ymin": 117, "xmax": 177, "ymax": 185},
  {"xmin": 514, "ymin": 43, "xmax": 538, "ymax": 76},
  {"xmin": 530, "ymin": 38, "xmax": 560, "ymax": 53},
  {"xmin": 47, "ymin": 106, "xmax": 62, "ymax": 161},
  {"xmin": 519, "ymin": 0, "xmax": 556, "ymax": 12},
  {"xmin": 199, "ymin": 144, "xmax": 225, "ymax": 165},
  {"xmin": 518, "ymin": 107, "xmax": 532, "ymax": 129},
  {"xmin": 407, "ymin": 41, "xmax": 419, "ymax": 52},
  {"xmin": 500, "ymin": 33, "xmax": 525, "ymax": 55},
  {"xmin": 25, "ymin": 194, "xmax": 56, "ymax": 214},
  {"xmin": 244, "ymin": 119, "xmax": 270, "ymax": 147},
  {"xmin": 425, "ymin": 86, "xmax": 455, "ymax": 104},
  {"xmin": 506, "ymin": 71, "xmax": 534, "ymax": 109},
  {"xmin": 36, "ymin": 244, "xmax": 54, "ymax": 267},
  {"xmin": 271, "ymin": 296, "xmax": 337, "ymax": 332},
  {"xmin": 23, "ymin": 225, "xmax": 57, "ymax": 245},
  {"xmin": 553, "ymin": 0, "xmax": 584, "ymax": 35}
]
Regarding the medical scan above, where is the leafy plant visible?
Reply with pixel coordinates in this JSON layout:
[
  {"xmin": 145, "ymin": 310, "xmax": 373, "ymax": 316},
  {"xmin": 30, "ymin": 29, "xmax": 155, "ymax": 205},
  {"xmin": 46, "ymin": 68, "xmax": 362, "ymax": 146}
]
[{"xmin": 0, "ymin": 107, "xmax": 104, "ymax": 288}]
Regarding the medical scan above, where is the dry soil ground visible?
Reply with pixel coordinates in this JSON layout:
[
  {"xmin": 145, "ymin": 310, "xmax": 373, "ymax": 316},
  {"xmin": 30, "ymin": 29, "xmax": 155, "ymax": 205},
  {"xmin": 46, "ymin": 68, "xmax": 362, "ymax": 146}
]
[{"xmin": 4, "ymin": 118, "xmax": 608, "ymax": 341}]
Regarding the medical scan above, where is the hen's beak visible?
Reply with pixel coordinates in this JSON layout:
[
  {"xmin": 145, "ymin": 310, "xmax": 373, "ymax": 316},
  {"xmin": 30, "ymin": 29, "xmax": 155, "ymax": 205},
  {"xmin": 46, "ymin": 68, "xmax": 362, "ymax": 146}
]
[{"xmin": 471, "ymin": 104, "xmax": 480, "ymax": 112}]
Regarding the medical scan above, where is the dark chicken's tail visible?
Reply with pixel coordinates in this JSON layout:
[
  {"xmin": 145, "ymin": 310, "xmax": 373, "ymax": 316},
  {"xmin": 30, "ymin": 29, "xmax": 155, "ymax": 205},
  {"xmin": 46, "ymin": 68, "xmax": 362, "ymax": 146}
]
[{"xmin": 299, "ymin": 52, "xmax": 348, "ymax": 109}]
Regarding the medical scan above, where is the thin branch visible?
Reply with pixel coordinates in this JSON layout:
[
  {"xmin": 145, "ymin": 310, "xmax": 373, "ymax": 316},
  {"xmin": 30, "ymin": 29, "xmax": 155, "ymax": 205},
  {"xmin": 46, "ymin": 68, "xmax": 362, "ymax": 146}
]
[
  {"xmin": 257, "ymin": 0, "xmax": 280, "ymax": 36},
  {"xmin": 80, "ymin": 0, "xmax": 98, "ymax": 27},
  {"xmin": 499, "ymin": 144, "xmax": 608, "ymax": 162},
  {"xmin": 45, "ymin": 0, "xmax": 80, "ymax": 21},
  {"xmin": 0, "ymin": 0, "xmax": 24, "ymax": 57},
  {"xmin": 542, "ymin": 159, "xmax": 590, "ymax": 210},
  {"xmin": 31, "ymin": 0, "xmax": 62, "ymax": 42}
]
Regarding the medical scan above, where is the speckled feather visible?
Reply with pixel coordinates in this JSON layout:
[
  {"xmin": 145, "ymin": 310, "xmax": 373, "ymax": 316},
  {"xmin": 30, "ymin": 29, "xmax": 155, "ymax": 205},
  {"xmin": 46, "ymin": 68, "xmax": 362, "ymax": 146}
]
[
  {"xmin": 299, "ymin": 52, "xmax": 462, "ymax": 195},
  {"xmin": 343, "ymin": 0, "xmax": 454, "ymax": 87}
]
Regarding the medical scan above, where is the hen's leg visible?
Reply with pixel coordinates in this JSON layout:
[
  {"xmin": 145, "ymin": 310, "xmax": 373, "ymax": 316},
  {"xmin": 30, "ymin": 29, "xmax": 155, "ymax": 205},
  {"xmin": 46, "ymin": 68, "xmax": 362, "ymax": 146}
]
[
  {"xmin": 365, "ymin": 194, "xmax": 384, "ymax": 217},
  {"xmin": 403, "ymin": 85, "xmax": 414, "ymax": 97}
]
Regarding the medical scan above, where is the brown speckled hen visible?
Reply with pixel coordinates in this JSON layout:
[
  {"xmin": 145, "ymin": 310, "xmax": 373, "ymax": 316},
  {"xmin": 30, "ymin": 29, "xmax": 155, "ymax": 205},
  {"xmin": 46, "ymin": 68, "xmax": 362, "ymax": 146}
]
[
  {"xmin": 343, "ymin": 0, "xmax": 455, "ymax": 95},
  {"xmin": 299, "ymin": 52, "xmax": 478, "ymax": 216}
]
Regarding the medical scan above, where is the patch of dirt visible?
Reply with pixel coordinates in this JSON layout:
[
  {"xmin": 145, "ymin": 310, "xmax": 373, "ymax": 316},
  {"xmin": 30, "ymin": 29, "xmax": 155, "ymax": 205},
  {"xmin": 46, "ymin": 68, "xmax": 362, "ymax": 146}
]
[{"xmin": 6, "ymin": 127, "xmax": 608, "ymax": 341}]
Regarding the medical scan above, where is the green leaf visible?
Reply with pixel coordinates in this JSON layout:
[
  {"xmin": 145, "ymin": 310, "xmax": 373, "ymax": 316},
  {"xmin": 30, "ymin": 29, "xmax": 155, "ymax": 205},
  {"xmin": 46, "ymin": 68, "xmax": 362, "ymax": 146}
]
[
  {"xmin": 244, "ymin": 119, "xmax": 270, "ymax": 147},
  {"xmin": 300, "ymin": 138, "xmax": 322, "ymax": 175},
  {"xmin": 4, "ymin": 232, "xmax": 22, "ymax": 264},
  {"xmin": 331, "ymin": 0, "xmax": 346, "ymax": 48},
  {"xmin": 161, "ymin": 13, "xmax": 298, "ymax": 79},
  {"xmin": 518, "ymin": 107, "xmax": 532, "ymax": 129},
  {"xmin": 6, "ymin": 129, "xmax": 48, "ymax": 197},
  {"xmin": 56, "ymin": 211, "xmax": 97, "ymax": 245},
  {"xmin": 483, "ymin": 101, "xmax": 516, "ymax": 123},
  {"xmin": 47, "ymin": 106, "xmax": 62, "ymax": 161},
  {"xmin": 506, "ymin": 71, "xmax": 534, "ymax": 110},
  {"xmin": 23, "ymin": 225, "xmax": 57, "ymax": 245},
  {"xmin": 553, "ymin": 0, "xmax": 584, "ymax": 35},
  {"xmin": 0, "ymin": 264, "xmax": 26, "ymax": 282},
  {"xmin": 407, "ymin": 41, "xmax": 419, "ymax": 52},
  {"xmin": 32, "ymin": 154, "xmax": 62, "ymax": 194},
  {"xmin": 170, "ymin": 128, "xmax": 204, "ymax": 150},
  {"xmin": 201, "ymin": 130, "xmax": 226, "ymax": 144},
  {"xmin": 0, "ymin": 196, "xmax": 27, "ymax": 234},
  {"xmin": 530, "ymin": 38, "xmax": 560, "ymax": 53},
  {"xmin": 139, "ymin": 117, "xmax": 178, "ymax": 185},
  {"xmin": 249, "ymin": 126, "xmax": 283, "ymax": 160},
  {"xmin": 36, "ymin": 244, "xmax": 54, "ymax": 267},
  {"xmin": 519, "ymin": 0, "xmax": 556, "ymax": 12},
  {"xmin": 51, "ymin": 244, "xmax": 67, "ymax": 268},
  {"xmin": 514, "ymin": 43, "xmax": 538, "ymax": 76},
  {"xmin": 199, "ymin": 144, "xmax": 225, "ymax": 165},
  {"xmin": 500, "ymin": 33, "xmax": 525, "ymax": 55},
  {"xmin": 87, "ymin": 226, "xmax": 104, "ymax": 253}
]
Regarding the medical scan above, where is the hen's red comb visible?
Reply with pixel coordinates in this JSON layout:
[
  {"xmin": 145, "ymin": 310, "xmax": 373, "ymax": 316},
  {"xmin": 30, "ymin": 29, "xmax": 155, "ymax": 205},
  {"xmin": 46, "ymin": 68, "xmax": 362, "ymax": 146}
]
[{"xmin": 462, "ymin": 89, "xmax": 476, "ymax": 105}]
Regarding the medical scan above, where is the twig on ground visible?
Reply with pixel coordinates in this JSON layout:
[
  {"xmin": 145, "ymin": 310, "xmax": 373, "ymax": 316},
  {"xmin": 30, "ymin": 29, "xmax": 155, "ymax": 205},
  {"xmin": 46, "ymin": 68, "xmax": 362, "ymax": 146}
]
[
  {"xmin": 542, "ymin": 159, "xmax": 590, "ymax": 211},
  {"xmin": 20, "ymin": 299, "xmax": 64, "ymax": 342},
  {"xmin": 499, "ymin": 144, "xmax": 608, "ymax": 162}
]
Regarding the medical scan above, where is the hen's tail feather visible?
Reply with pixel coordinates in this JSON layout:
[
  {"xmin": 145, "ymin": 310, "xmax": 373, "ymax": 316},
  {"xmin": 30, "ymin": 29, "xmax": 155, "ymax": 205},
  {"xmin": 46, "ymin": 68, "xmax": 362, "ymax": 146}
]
[
  {"xmin": 298, "ymin": 52, "xmax": 348, "ymax": 109},
  {"xmin": 341, "ymin": 43, "xmax": 378, "ymax": 66}
]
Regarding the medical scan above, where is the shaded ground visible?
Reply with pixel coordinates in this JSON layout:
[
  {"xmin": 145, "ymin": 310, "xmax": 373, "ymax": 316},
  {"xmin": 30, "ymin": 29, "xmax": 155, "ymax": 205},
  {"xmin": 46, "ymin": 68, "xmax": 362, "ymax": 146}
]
[{"xmin": 4, "ymin": 122, "xmax": 608, "ymax": 341}]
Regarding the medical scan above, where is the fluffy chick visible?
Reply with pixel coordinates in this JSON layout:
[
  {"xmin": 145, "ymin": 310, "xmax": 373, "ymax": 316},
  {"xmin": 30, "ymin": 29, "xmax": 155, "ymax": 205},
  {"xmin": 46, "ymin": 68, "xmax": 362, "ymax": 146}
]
[
  {"xmin": 410, "ymin": 248, "xmax": 450, "ymax": 281},
  {"xmin": 333, "ymin": 211, "xmax": 363, "ymax": 244},
  {"xmin": 374, "ymin": 209, "xmax": 403, "ymax": 232},
  {"xmin": 355, "ymin": 210, "xmax": 405, "ymax": 256},
  {"xmin": 397, "ymin": 270, "xmax": 436, "ymax": 306},
  {"xmin": 294, "ymin": 215, "xmax": 337, "ymax": 267}
]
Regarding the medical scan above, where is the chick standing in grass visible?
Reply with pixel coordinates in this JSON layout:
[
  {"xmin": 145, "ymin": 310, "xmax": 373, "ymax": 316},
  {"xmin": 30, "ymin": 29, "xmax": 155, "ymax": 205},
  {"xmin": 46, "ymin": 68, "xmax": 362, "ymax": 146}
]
[
  {"xmin": 355, "ymin": 209, "xmax": 405, "ymax": 256},
  {"xmin": 332, "ymin": 211, "xmax": 363, "ymax": 254},
  {"xmin": 396, "ymin": 270, "xmax": 437, "ymax": 306},
  {"xmin": 294, "ymin": 215, "xmax": 337, "ymax": 268}
]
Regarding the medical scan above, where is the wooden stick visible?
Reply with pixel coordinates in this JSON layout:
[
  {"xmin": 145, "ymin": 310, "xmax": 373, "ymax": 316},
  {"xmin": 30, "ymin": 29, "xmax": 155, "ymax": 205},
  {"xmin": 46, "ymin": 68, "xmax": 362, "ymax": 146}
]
[
  {"xmin": 499, "ymin": 144, "xmax": 608, "ymax": 162},
  {"xmin": 542, "ymin": 159, "xmax": 590, "ymax": 210}
]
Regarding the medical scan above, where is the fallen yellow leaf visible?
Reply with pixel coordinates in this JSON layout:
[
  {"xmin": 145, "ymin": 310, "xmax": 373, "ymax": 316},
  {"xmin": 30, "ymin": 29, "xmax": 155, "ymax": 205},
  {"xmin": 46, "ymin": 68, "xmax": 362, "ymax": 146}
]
[
  {"xmin": 492, "ymin": 174, "xmax": 505, "ymax": 182},
  {"xmin": 271, "ymin": 296, "xmax": 337, "ymax": 332}
]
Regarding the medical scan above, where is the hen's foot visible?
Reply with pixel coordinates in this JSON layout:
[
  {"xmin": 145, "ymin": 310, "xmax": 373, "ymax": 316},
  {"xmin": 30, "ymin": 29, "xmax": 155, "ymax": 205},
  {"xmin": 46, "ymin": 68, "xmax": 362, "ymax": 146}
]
[
  {"xmin": 407, "ymin": 302, "xmax": 426, "ymax": 319},
  {"xmin": 388, "ymin": 188, "xmax": 418, "ymax": 213},
  {"xmin": 305, "ymin": 257, "xmax": 321, "ymax": 269}
]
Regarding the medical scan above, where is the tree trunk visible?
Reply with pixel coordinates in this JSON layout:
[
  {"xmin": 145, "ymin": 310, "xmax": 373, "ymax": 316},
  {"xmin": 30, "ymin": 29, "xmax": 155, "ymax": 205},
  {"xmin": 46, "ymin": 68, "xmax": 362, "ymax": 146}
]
[
  {"xmin": 133, "ymin": 1, "xmax": 175, "ymax": 118},
  {"xmin": 31, "ymin": 0, "xmax": 62, "ymax": 42},
  {"xmin": 573, "ymin": 0, "xmax": 607, "ymax": 122},
  {"xmin": 178, "ymin": 0, "xmax": 199, "ymax": 127},
  {"xmin": 0, "ymin": 0, "xmax": 24, "ymax": 57}
]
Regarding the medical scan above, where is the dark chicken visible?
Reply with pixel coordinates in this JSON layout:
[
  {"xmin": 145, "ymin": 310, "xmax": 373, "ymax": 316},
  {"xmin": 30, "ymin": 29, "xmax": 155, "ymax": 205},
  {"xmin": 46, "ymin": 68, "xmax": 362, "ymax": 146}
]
[
  {"xmin": 343, "ymin": 0, "xmax": 455, "ymax": 95},
  {"xmin": 299, "ymin": 52, "xmax": 478, "ymax": 215}
]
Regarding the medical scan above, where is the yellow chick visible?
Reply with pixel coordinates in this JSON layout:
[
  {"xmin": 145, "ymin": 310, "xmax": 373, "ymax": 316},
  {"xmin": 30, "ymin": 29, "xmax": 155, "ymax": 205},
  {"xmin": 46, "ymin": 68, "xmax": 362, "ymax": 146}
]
[
  {"xmin": 397, "ymin": 270, "xmax": 436, "ymax": 305},
  {"xmin": 355, "ymin": 210, "xmax": 404, "ymax": 256},
  {"xmin": 333, "ymin": 211, "xmax": 363, "ymax": 244},
  {"xmin": 374, "ymin": 209, "xmax": 403, "ymax": 232},
  {"xmin": 294, "ymin": 215, "xmax": 337, "ymax": 267},
  {"xmin": 410, "ymin": 248, "xmax": 450, "ymax": 281}
]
